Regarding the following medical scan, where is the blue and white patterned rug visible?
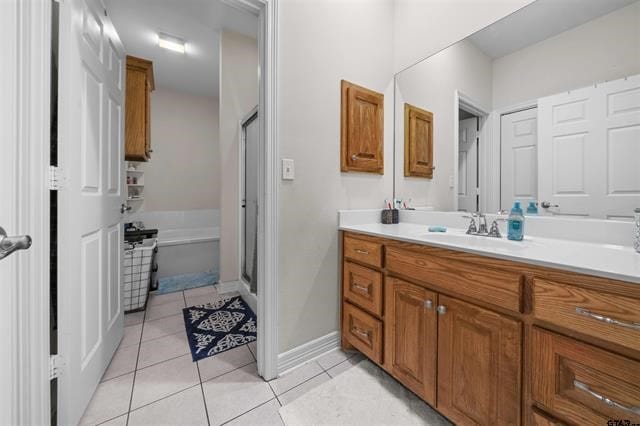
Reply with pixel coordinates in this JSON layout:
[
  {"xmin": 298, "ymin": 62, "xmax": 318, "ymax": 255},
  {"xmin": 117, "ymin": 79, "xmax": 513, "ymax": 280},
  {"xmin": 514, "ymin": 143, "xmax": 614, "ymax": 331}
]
[{"xmin": 182, "ymin": 295, "xmax": 257, "ymax": 362}]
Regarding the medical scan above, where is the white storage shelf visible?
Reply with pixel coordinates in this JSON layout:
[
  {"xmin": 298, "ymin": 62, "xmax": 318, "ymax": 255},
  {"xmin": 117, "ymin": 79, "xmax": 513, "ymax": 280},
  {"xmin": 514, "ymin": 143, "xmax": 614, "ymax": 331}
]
[{"xmin": 126, "ymin": 167, "xmax": 144, "ymax": 203}]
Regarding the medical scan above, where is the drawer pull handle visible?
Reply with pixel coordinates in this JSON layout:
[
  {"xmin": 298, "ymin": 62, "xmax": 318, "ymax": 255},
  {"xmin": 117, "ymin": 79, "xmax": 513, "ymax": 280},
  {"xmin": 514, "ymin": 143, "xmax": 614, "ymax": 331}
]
[
  {"xmin": 352, "ymin": 327, "xmax": 370, "ymax": 340},
  {"xmin": 352, "ymin": 283, "xmax": 369, "ymax": 293},
  {"xmin": 354, "ymin": 249, "xmax": 369, "ymax": 255},
  {"xmin": 574, "ymin": 380, "xmax": 640, "ymax": 415},
  {"xmin": 575, "ymin": 307, "xmax": 640, "ymax": 331}
]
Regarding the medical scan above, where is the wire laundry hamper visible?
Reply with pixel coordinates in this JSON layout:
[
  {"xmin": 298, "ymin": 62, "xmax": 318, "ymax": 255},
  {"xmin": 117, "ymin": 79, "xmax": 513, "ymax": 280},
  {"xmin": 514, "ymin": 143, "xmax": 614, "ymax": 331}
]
[{"xmin": 124, "ymin": 239, "xmax": 157, "ymax": 312}]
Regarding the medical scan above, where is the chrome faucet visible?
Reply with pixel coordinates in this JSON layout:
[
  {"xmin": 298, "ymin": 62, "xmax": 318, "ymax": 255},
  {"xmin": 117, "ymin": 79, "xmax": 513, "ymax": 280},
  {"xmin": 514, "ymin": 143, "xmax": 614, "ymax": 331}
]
[{"xmin": 463, "ymin": 211, "xmax": 507, "ymax": 238}]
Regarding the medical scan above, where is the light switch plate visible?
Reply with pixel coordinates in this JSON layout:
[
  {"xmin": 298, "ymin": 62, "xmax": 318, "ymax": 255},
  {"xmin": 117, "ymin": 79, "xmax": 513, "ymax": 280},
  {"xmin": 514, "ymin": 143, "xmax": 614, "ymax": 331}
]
[{"xmin": 282, "ymin": 158, "xmax": 295, "ymax": 180}]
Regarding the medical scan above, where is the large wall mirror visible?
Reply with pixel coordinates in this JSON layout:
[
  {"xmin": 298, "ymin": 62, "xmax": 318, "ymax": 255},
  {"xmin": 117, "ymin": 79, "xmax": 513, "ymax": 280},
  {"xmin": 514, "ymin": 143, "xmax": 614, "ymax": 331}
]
[{"xmin": 394, "ymin": 0, "xmax": 640, "ymax": 220}]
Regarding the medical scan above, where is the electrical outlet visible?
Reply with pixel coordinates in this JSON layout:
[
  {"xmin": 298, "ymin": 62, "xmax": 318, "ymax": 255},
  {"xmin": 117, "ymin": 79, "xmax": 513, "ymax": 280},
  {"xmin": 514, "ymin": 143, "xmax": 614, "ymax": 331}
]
[{"xmin": 282, "ymin": 158, "xmax": 295, "ymax": 180}]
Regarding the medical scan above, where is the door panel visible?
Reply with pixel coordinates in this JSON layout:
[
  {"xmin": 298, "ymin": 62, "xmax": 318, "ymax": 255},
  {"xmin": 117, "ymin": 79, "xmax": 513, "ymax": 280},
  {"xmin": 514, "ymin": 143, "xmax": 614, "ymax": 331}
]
[
  {"xmin": 385, "ymin": 278, "xmax": 437, "ymax": 404},
  {"xmin": 437, "ymin": 295, "xmax": 522, "ymax": 425},
  {"xmin": 501, "ymin": 108, "xmax": 538, "ymax": 211},
  {"xmin": 537, "ymin": 75, "xmax": 640, "ymax": 219},
  {"xmin": 242, "ymin": 110, "xmax": 259, "ymax": 292},
  {"xmin": 458, "ymin": 117, "xmax": 478, "ymax": 212},
  {"xmin": 58, "ymin": 0, "xmax": 126, "ymax": 423}
]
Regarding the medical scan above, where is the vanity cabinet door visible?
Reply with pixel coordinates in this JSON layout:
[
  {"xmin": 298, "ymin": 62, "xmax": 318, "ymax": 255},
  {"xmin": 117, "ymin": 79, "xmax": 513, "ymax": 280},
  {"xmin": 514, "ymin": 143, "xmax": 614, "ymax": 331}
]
[
  {"xmin": 437, "ymin": 295, "xmax": 522, "ymax": 425},
  {"xmin": 385, "ymin": 278, "xmax": 437, "ymax": 404}
]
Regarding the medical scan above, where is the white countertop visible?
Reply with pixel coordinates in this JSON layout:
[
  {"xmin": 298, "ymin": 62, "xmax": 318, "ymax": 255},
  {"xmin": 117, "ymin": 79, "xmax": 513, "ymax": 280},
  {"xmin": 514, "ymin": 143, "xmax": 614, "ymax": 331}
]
[{"xmin": 339, "ymin": 222, "xmax": 640, "ymax": 284}]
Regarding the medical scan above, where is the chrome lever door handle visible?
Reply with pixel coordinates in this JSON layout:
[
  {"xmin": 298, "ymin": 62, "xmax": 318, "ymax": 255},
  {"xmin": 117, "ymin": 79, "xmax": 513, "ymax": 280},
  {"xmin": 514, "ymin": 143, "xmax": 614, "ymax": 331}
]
[
  {"xmin": 540, "ymin": 201, "xmax": 559, "ymax": 209},
  {"xmin": 121, "ymin": 203, "xmax": 132, "ymax": 214},
  {"xmin": 0, "ymin": 226, "xmax": 32, "ymax": 260}
]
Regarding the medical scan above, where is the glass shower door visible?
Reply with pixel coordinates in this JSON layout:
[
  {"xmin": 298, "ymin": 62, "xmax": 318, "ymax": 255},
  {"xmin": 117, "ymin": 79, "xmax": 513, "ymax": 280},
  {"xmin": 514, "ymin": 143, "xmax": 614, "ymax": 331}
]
[{"xmin": 241, "ymin": 109, "xmax": 259, "ymax": 293}]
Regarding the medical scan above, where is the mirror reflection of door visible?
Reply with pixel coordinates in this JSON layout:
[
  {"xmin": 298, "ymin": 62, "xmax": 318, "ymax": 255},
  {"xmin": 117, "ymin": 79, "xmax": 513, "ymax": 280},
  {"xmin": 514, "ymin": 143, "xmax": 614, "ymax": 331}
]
[
  {"xmin": 500, "ymin": 108, "xmax": 538, "ymax": 212},
  {"xmin": 458, "ymin": 112, "xmax": 479, "ymax": 212},
  {"xmin": 241, "ymin": 109, "xmax": 259, "ymax": 293}
]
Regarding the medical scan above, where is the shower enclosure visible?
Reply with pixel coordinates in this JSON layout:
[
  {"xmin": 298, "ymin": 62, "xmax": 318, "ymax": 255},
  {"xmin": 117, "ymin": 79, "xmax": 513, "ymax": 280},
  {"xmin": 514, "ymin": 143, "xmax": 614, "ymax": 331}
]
[{"xmin": 241, "ymin": 108, "xmax": 259, "ymax": 294}]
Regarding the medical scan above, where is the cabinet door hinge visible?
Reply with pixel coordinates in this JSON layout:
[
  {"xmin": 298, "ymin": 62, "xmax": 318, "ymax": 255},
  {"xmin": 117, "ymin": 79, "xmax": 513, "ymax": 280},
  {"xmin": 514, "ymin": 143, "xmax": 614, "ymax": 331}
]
[
  {"xmin": 49, "ymin": 166, "xmax": 65, "ymax": 190},
  {"xmin": 49, "ymin": 354, "xmax": 65, "ymax": 380}
]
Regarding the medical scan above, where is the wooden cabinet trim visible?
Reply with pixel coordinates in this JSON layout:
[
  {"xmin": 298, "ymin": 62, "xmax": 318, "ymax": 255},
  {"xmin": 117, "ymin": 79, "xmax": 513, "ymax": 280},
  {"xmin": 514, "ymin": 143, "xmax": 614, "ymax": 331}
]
[
  {"xmin": 340, "ymin": 80, "xmax": 384, "ymax": 174},
  {"xmin": 404, "ymin": 103, "xmax": 434, "ymax": 178}
]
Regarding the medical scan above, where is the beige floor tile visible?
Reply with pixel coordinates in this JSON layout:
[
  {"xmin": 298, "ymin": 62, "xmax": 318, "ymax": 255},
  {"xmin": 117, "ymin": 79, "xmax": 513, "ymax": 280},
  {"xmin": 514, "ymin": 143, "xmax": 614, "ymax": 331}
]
[
  {"xmin": 141, "ymin": 314, "xmax": 185, "ymax": 343},
  {"xmin": 202, "ymin": 363, "xmax": 274, "ymax": 425},
  {"xmin": 137, "ymin": 331, "xmax": 190, "ymax": 369},
  {"xmin": 97, "ymin": 414, "xmax": 127, "ymax": 426},
  {"xmin": 184, "ymin": 291, "xmax": 226, "ymax": 308},
  {"xmin": 131, "ymin": 355, "xmax": 199, "ymax": 410},
  {"xmin": 277, "ymin": 372, "xmax": 331, "ymax": 406},
  {"xmin": 326, "ymin": 353, "xmax": 365, "ymax": 378},
  {"xmin": 268, "ymin": 361, "xmax": 324, "ymax": 396},
  {"xmin": 124, "ymin": 311, "xmax": 145, "ymax": 327},
  {"xmin": 79, "ymin": 373, "xmax": 134, "ymax": 425},
  {"xmin": 145, "ymin": 299, "xmax": 186, "ymax": 322},
  {"xmin": 225, "ymin": 399, "xmax": 283, "ymax": 426},
  {"xmin": 128, "ymin": 385, "xmax": 207, "ymax": 426},
  {"xmin": 247, "ymin": 341, "xmax": 257, "ymax": 359},
  {"xmin": 197, "ymin": 344, "xmax": 255, "ymax": 382},
  {"xmin": 101, "ymin": 344, "xmax": 139, "ymax": 381},
  {"xmin": 316, "ymin": 348, "xmax": 357, "ymax": 371},
  {"xmin": 183, "ymin": 285, "xmax": 217, "ymax": 298},
  {"xmin": 147, "ymin": 291, "xmax": 184, "ymax": 307},
  {"xmin": 120, "ymin": 324, "xmax": 143, "ymax": 348}
]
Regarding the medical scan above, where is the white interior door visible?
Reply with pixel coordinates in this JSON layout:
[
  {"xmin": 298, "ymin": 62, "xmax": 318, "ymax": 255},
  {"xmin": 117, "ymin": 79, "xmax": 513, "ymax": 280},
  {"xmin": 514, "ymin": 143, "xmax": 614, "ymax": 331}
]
[
  {"xmin": 458, "ymin": 117, "xmax": 478, "ymax": 212},
  {"xmin": 500, "ymin": 108, "xmax": 538, "ymax": 211},
  {"xmin": 57, "ymin": 0, "xmax": 126, "ymax": 423},
  {"xmin": 538, "ymin": 75, "xmax": 640, "ymax": 219}
]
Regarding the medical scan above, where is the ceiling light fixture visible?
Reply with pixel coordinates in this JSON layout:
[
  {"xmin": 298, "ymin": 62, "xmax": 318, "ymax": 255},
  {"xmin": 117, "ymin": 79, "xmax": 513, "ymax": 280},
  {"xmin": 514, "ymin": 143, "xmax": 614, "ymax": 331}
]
[{"xmin": 158, "ymin": 32, "xmax": 185, "ymax": 54}]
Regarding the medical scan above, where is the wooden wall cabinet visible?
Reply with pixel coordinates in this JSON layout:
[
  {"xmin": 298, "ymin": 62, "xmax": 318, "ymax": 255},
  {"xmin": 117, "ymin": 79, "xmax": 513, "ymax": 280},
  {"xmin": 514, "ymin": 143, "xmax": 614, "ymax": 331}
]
[
  {"xmin": 340, "ymin": 231, "xmax": 640, "ymax": 426},
  {"xmin": 340, "ymin": 80, "xmax": 384, "ymax": 174},
  {"xmin": 125, "ymin": 56, "xmax": 155, "ymax": 162},
  {"xmin": 404, "ymin": 103, "xmax": 434, "ymax": 178}
]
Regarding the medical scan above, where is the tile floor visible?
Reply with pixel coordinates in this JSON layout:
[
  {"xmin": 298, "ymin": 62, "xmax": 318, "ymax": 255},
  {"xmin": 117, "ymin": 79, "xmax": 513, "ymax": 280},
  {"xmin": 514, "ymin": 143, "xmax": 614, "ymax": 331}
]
[{"xmin": 80, "ymin": 284, "xmax": 364, "ymax": 426}]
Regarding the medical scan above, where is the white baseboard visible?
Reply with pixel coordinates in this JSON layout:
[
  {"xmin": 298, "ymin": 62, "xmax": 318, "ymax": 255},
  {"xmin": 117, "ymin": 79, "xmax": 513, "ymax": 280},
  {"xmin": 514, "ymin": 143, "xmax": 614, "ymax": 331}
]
[
  {"xmin": 217, "ymin": 280, "xmax": 242, "ymax": 293},
  {"xmin": 277, "ymin": 331, "xmax": 341, "ymax": 376}
]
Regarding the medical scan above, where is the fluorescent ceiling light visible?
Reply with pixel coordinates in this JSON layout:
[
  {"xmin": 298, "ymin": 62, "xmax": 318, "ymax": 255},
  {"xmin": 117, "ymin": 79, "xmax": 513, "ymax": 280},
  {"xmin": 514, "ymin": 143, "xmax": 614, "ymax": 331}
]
[{"xmin": 158, "ymin": 32, "xmax": 185, "ymax": 54}]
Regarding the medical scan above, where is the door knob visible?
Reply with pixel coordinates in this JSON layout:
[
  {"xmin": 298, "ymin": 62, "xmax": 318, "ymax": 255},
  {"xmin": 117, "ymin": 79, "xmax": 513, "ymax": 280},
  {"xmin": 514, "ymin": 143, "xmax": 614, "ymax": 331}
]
[
  {"xmin": 540, "ymin": 201, "xmax": 559, "ymax": 209},
  {"xmin": 121, "ymin": 203, "xmax": 132, "ymax": 214},
  {"xmin": 424, "ymin": 299, "xmax": 433, "ymax": 309},
  {"xmin": 436, "ymin": 305, "xmax": 447, "ymax": 315},
  {"xmin": 0, "ymin": 226, "xmax": 32, "ymax": 260}
]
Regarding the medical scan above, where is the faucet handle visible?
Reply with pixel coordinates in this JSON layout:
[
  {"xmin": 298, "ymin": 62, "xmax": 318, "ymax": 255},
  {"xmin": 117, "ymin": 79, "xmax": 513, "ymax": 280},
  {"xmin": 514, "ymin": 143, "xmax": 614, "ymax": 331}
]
[
  {"xmin": 463, "ymin": 216, "xmax": 478, "ymax": 234},
  {"xmin": 488, "ymin": 220, "xmax": 503, "ymax": 238},
  {"xmin": 496, "ymin": 209, "xmax": 510, "ymax": 216}
]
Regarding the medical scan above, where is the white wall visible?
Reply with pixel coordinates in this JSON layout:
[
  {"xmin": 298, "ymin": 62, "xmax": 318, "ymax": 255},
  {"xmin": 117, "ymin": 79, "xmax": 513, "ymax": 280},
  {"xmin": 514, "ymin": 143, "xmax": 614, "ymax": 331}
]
[
  {"xmin": 395, "ymin": 40, "xmax": 493, "ymax": 210},
  {"xmin": 219, "ymin": 30, "xmax": 258, "ymax": 283},
  {"xmin": 277, "ymin": 0, "xmax": 395, "ymax": 353},
  {"xmin": 492, "ymin": 1, "xmax": 640, "ymax": 109},
  {"xmin": 393, "ymin": 0, "xmax": 535, "ymax": 72},
  {"xmin": 138, "ymin": 87, "xmax": 219, "ymax": 211}
]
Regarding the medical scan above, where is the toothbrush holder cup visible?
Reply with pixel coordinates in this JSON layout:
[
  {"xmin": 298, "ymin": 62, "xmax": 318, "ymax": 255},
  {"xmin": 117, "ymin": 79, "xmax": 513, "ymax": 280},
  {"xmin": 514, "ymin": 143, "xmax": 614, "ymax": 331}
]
[{"xmin": 381, "ymin": 209, "xmax": 399, "ymax": 225}]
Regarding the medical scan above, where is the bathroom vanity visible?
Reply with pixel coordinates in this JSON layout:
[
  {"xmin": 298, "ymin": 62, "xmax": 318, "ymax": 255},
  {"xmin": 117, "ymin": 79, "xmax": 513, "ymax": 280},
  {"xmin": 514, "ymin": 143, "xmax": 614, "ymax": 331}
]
[{"xmin": 339, "ymin": 221, "xmax": 640, "ymax": 425}]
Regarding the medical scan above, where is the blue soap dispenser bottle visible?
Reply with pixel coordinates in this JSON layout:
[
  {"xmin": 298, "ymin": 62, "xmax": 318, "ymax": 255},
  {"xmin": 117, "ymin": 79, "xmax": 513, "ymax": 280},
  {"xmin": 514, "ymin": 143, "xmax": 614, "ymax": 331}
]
[{"xmin": 508, "ymin": 201, "xmax": 525, "ymax": 241}]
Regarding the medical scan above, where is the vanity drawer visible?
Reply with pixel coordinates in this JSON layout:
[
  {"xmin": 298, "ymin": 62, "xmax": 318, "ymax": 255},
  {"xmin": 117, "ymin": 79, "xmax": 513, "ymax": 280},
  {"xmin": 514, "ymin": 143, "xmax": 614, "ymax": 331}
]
[
  {"xmin": 343, "ymin": 261, "xmax": 383, "ymax": 317},
  {"xmin": 533, "ymin": 279, "xmax": 640, "ymax": 352},
  {"xmin": 531, "ymin": 328, "xmax": 640, "ymax": 424},
  {"xmin": 343, "ymin": 234, "xmax": 383, "ymax": 268},
  {"xmin": 342, "ymin": 302, "xmax": 383, "ymax": 364},
  {"xmin": 385, "ymin": 246, "xmax": 523, "ymax": 313}
]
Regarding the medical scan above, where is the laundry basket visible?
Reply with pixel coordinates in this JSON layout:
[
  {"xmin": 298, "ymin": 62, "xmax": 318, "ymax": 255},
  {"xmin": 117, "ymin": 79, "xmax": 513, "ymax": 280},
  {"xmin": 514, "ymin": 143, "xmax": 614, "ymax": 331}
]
[{"xmin": 124, "ymin": 239, "xmax": 157, "ymax": 312}]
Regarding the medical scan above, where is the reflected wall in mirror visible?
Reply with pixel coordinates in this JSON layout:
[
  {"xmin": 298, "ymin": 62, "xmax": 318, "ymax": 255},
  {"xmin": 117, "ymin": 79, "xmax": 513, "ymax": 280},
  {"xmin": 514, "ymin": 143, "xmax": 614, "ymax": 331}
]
[{"xmin": 394, "ymin": 0, "xmax": 640, "ymax": 220}]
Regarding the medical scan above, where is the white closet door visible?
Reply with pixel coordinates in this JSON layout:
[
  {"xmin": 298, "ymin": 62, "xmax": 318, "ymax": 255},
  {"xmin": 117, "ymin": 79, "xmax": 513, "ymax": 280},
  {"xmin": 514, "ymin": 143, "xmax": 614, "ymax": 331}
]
[
  {"xmin": 57, "ymin": 0, "xmax": 126, "ymax": 423},
  {"xmin": 538, "ymin": 75, "xmax": 640, "ymax": 219},
  {"xmin": 598, "ymin": 75, "xmax": 640, "ymax": 220},
  {"xmin": 458, "ymin": 117, "xmax": 478, "ymax": 212},
  {"xmin": 500, "ymin": 108, "xmax": 538, "ymax": 211}
]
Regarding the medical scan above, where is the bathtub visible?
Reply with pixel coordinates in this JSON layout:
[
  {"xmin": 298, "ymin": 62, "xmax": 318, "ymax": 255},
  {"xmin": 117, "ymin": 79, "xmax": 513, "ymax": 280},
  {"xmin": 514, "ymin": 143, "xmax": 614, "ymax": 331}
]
[{"xmin": 156, "ymin": 227, "xmax": 220, "ymax": 279}]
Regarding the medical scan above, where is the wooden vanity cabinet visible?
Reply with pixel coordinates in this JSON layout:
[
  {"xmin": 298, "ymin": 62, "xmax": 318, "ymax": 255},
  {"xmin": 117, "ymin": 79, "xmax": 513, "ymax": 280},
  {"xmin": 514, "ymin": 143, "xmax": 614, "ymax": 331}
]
[
  {"xmin": 437, "ymin": 295, "xmax": 521, "ymax": 425},
  {"xmin": 125, "ymin": 55, "xmax": 154, "ymax": 161},
  {"xmin": 385, "ymin": 277, "xmax": 437, "ymax": 404},
  {"xmin": 340, "ymin": 231, "xmax": 640, "ymax": 426}
]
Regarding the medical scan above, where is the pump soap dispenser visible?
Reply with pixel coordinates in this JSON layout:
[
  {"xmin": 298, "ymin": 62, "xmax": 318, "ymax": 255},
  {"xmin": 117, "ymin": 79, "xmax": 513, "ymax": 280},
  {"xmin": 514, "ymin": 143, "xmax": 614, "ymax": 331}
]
[{"xmin": 508, "ymin": 201, "xmax": 525, "ymax": 241}]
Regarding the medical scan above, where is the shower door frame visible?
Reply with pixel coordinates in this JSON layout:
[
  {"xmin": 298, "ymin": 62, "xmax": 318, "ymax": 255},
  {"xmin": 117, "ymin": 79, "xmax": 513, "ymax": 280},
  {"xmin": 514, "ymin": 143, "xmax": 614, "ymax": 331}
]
[{"xmin": 239, "ymin": 107, "xmax": 259, "ymax": 292}]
